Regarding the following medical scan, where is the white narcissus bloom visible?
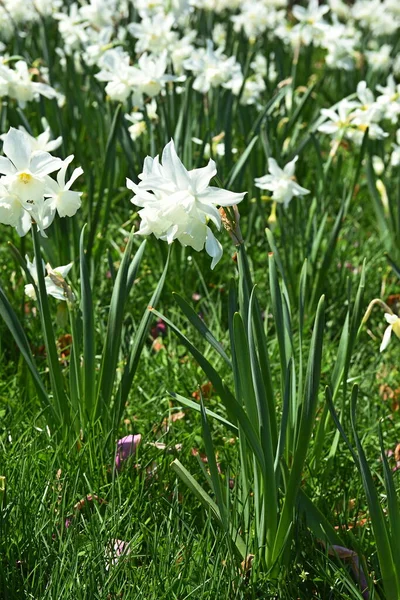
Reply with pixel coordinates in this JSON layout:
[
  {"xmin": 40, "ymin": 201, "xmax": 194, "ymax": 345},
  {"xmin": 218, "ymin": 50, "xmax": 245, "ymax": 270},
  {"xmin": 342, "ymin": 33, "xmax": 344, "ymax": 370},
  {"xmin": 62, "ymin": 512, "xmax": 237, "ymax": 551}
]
[
  {"xmin": 44, "ymin": 155, "xmax": 84, "ymax": 219},
  {"xmin": 24, "ymin": 255, "xmax": 73, "ymax": 302},
  {"xmin": 0, "ymin": 127, "xmax": 62, "ymax": 213},
  {"xmin": 254, "ymin": 157, "xmax": 310, "ymax": 208},
  {"xmin": 0, "ymin": 121, "xmax": 62, "ymax": 154},
  {"xmin": 380, "ymin": 313, "xmax": 400, "ymax": 352},
  {"xmin": 0, "ymin": 127, "xmax": 83, "ymax": 236},
  {"xmin": 0, "ymin": 60, "xmax": 62, "ymax": 108},
  {"xmin": 127, "ymin": 140, "xmax": 246, "ymax": 269},
  {"xmin": 184, "ymin": 41, "xmax": 242, "ymax": 95}
]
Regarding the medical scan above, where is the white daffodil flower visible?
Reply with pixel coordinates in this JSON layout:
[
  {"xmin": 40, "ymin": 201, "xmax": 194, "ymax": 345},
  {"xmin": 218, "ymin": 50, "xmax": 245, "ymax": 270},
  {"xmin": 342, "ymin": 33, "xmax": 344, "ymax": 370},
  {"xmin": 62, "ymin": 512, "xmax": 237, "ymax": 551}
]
[
  {"xmin": 0, "ymin": 182, "xmax": 31, "ymax": 236},
  {"xmin": 0, "ymin": 128, "xmax": 62, "ymax": 204},
  {"xmin": 0, "ymin": 122, "xmax": 62, "ymax": 155},
  {"xmin": 380, "ymin": 313, "xmax": 400, "ymax": 352},
  {"xmin": 24, "ymin": 255, "xmax": 73, "ymax": 302},
  {"xmin": 0, "ymin": 127, "xmax": 83, "ymax": 237},
  {"xmin": 44, "ymin": 155, "xmax": 83, "ymax": 220},
  {"xmin": 127, "ymin": 139, "xmax": 245, "ymax": 269},
  {"xmin": 254, "ymin": 156, "xmax": 310, "ymax": 208},
  {"xmin": 0, "ymin": 60, "xmax": 62, "ymax": 108}
]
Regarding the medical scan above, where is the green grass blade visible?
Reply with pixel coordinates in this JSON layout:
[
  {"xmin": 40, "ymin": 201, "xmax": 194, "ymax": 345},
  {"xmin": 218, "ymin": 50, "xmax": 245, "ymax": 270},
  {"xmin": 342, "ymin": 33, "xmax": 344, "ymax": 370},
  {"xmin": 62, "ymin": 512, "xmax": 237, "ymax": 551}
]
[
  {"xmin": 169, "ymin": 392, "xmax": 238, "ymax": 435},
  {"xmin": 151, "ymin": 308, "xmax": 266, "ymax": 473},
  {"xmin": 350, "ymin": 387, "xmax": 399, "ymax": 600},
  {"xmin": 32, "ymin": 226, "xmax": 69, "ymax": 429},
  {"xmin": 0, "ymin": 284, "xmax": 50, "ymax": 413},
  {"xmin": 272, "ymin": 295, "xmax": 325, "ymax": 564},
  {"xmin": 200, "ymin": 399, "xmax": 227, "ymax": 528},
  {"xmin": 378, "ymin": 425, "xmax": 400, "ymax": 584},
  {"xmin": 95, "ymin": 230, "xmax": 134, "ymax": 421},
  {"xmin": 117, "ymin": 248, "xmax": 168, "ymax": 419},
  {"xmin": 173, "ymin": 292, "xmax": 232, "ymax": 367}
]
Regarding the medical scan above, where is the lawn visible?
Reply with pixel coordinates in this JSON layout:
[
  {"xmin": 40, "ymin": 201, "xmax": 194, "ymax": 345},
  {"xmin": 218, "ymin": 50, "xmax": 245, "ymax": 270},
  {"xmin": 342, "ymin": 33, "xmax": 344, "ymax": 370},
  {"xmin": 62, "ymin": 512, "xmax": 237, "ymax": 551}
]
[{"xmin": 0, "ymin": 1, "xmax": 400, "ymax": 598}]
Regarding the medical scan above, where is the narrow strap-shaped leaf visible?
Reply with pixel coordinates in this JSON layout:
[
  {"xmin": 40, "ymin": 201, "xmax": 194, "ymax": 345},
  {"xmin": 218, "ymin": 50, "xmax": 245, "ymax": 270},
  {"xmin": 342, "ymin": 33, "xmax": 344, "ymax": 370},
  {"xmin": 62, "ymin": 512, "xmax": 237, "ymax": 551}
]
[
  {"xmin": 272, "ymin": 295, "xmax": 325, "ymax": 564},
  {"xmin": 87, "ymin": 103, "xmax": 122, "ymax": 255},
  {"xmin": 168, "ymin": 392, "xmax": 238, "ymax": 435},
  {"xmin": 275, "ymin": 359, "xmax": 292, "ymax": 476},
  {"xmin": 95, "ymin": 230, "xmax": 134, "ymax": 418},
  {"xmin": 173, "ymin": 293, "xmax": 231, "ymax": 367},
  {"xmin": 200, "ymin": 399, "xmax": 228, "ymax": 528},
  {"xmin": 378, "ymin": 425, "xmax": 400, "ymax": 585},
  {"xmin": 80, "ymin": 225, "xmax": 95, "ymax": 420},
  {"xmin": 151, "ymin": 308, "xmax": 266, "ymax": 473},
  {"xmin": 265, "ymin": 228, "xmax": 289, "ymax": 292},
  {"xmin": 0, "ymin": 285, "xmax": 50, "ymax": 411},
  {"xmin": 117, "ymin": 249, "xmax": 169, "ymax": 420},
  {"xmin": 171, "ymin": 459, "xmax": 247, "ymax": 559},
  {"xmin": 225, "ymin": 135, "xmax": 258, "ymax": 188},
  {"xmin": 248, "ymin": 287, "xmax": 278, "ymax": 563},
  {"xmin": 126, "ymin": 240, "xmax": 147, "ymax": 295},
  {"xmin": 298, "ymin": 488, "xmax": 343, "ymax": 547},
  {"xmin": 237, "ymin": 245, "xmax": 277, "ymax": 445},
  {"xmin": 32, "ymin": 226, "xmax": 69, "ymax": 428},
  {"xmin": 172, "ymin": 458, "xmax": 221, "ymax": 522},
  {"xmin": 350, "ymin": 388, "xmax": 399, "ymax": 600},
  {"xmin": 268, "ymin": 253, "xmax": 288, "ymax": 378},
  {"xmin": 232, "ymin": 312, "xmax": 259, "ymax": 428}
]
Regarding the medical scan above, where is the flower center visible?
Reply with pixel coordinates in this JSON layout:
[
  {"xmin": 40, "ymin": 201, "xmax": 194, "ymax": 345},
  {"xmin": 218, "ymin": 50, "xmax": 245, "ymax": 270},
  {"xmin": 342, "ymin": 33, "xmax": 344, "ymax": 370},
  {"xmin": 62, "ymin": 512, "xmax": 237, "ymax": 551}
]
[{"xmin": 18, "ymin": 172, "xmax": 33, "ymax": 185}]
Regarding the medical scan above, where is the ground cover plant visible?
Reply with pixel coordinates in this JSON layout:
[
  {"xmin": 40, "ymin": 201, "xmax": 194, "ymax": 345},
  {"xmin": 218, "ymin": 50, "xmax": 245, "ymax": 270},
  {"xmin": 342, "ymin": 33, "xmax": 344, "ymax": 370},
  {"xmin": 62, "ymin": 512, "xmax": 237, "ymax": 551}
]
[{"xmin": 0, "ymin": 0, "xmax": 400, "ymax": 598}]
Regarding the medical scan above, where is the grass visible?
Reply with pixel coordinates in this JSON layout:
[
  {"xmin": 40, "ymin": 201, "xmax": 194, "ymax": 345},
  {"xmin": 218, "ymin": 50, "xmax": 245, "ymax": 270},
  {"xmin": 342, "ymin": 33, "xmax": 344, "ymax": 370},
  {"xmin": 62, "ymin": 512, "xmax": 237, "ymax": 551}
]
[{"xmin": 0, "ymin": 1, "xmax": 400, "ymax": 598}]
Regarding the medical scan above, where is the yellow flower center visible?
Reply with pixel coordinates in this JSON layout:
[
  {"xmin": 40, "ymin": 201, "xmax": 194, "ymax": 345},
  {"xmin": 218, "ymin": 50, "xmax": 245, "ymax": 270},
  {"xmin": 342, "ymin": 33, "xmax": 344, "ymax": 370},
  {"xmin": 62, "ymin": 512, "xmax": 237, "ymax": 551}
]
[
  {"xmin": 18, "ymin": 172, "xmax": 33, "ymax": 185},
  {"xmin": 392, "ymin": 318, "xmax": 400, "ymax": 340}
]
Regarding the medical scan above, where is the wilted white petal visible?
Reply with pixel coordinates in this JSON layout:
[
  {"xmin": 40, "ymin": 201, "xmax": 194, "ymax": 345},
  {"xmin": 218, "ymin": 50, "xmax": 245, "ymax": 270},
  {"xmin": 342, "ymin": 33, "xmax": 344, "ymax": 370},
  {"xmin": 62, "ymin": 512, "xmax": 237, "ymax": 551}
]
[
  {"xmin": 380, "ymin": 325, "xmax": 393, "ymax": 352},
  {"xmin": 205, "ymin": 227, "xmax": 223, "ymax": 270}
]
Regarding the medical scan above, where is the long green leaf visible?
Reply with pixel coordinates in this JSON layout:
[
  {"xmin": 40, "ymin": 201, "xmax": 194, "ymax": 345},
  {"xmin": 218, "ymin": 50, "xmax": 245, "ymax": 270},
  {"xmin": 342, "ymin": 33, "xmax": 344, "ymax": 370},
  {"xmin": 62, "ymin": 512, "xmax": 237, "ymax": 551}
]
[
  {"xmin": 169, "ymin": 392, "xmax": 238, "ymax": 435},
  {"xmin": 173, "ymin": 293, "xmax": 231, "ymax": 367},
  {"xmin": 151, "ymin": 308, "xmax": 266, "ymax": 473},
  {"xmin": 80, "ymin": 225, "xmax": 95, "ymax": 420}
]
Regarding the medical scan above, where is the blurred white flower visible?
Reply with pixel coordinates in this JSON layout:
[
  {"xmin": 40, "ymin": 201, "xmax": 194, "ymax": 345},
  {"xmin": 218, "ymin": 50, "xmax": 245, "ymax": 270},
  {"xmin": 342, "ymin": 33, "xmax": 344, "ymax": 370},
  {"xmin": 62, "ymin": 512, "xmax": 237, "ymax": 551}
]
[
  {"xmin": 127, "ymin": 140, "xmax": 245, "ymax": 268},
  {"xmin": 365, "ymin": 44, "xmax": 393, "ymax": 73},
  {"xmin": 372, "ymin": 155, "xmax": 385, "ymax": 176},
  {"xmin": 192, "ymin": 133, "xmax": 237, "ymax": 159},
  {"xmin": 255, "ymin": 156, "xmax": 309, "ymax": 208},
  {"xmin": 24, "ymin": 255, "xmax": 73, "ymax": 302},
  {"xmin": 0, "ymin": 60, "xmax": 62, "ymax": 108},
  {"xmin": 0, "ymin": 121, "xmax": 62, "ymax": 154},
  {"xmin": 44, "ymin": 155, "xmax": 83, "ymax": 220},
  {"xmin": 376, "ymin": 75, "xmax": 400, "ymax": 124},
  {"xmin": 318, "ymin": 100, "xmax": 356, "ymax": 139},
  {"xmin": 128, "ymin": 12, "xmax": 177, "ymax": 54},
  {"xmin": 96, "ymin": 48, "xmax": 180, "ymax": 107},
  {"xmin": 380, "ymin": 313, "xmax": 400, "ymax": 352}
]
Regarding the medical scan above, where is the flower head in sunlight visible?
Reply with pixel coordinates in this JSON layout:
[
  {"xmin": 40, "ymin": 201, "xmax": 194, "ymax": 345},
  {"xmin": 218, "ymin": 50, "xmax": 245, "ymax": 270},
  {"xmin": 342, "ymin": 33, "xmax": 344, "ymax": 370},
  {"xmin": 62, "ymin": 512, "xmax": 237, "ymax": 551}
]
[
  {"xmin": 127, "ymin": 140, "xmax": 245, "ymax": 268},
  {"xmin": 254, "ymin": 156, "xmax": 309, "ymax": 208}
]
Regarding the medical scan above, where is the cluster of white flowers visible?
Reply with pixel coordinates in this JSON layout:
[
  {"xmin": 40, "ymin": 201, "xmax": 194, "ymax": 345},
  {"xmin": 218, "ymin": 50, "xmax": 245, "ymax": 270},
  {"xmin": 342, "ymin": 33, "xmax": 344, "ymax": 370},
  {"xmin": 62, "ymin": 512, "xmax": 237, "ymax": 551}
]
[
  {"xmin": 95, "ymin": 48, "xmax": 180, "ymax": 108},
  {"xmin": 318, "ymin": 77, "xmax": 400, "ymax": 148},
  {"xmin": 0, "ymin": 59, "xmax": 63, "ymax": 109},
  {"xmin": 127, "ymin": 140, "xmax": 245, "ymax": 269},
  {"xmin": 0, "ymin": 128, "xmax": 83, "ymax": 237}
]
